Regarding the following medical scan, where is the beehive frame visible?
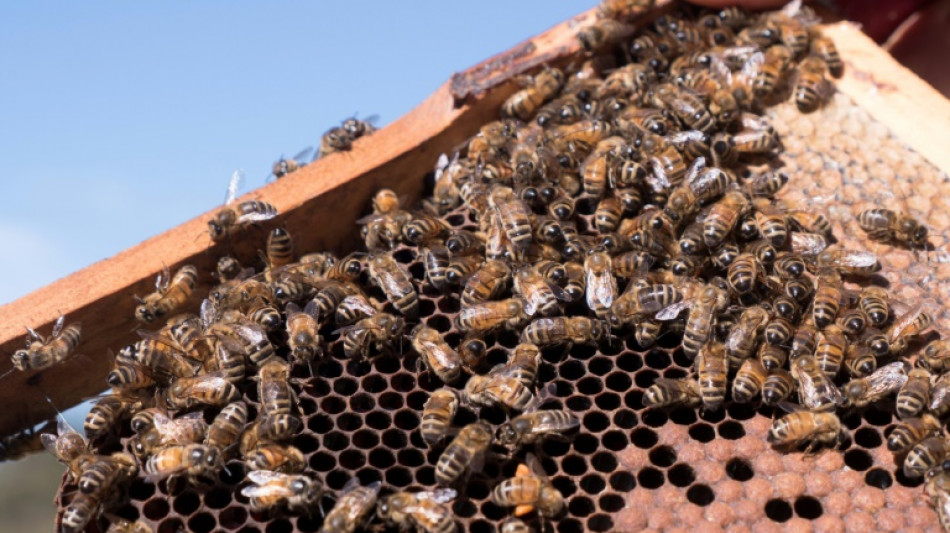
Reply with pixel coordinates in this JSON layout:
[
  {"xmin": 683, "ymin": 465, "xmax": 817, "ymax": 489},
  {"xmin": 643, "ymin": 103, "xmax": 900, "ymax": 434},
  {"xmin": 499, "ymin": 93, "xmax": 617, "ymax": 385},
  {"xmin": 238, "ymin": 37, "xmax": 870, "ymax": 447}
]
[{"xmin": 2, "ymin": 2, "xmax": 950, "ymax": 531}]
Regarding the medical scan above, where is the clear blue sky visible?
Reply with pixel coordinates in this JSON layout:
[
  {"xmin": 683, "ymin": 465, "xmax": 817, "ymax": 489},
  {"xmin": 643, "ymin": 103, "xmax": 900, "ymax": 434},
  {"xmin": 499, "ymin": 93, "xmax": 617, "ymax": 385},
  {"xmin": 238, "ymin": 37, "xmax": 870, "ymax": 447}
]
[{"xmin": 0, "ymin": 1, "xmax": 589, "ymax": 306}]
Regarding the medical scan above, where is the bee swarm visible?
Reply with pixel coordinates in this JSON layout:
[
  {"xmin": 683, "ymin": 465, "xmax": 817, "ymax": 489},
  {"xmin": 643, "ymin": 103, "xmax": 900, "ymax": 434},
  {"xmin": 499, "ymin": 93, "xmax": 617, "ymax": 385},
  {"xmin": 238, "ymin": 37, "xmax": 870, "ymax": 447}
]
[{"xmin": 48, "ymin": 1, "xmax": 950, "ymax": 532}]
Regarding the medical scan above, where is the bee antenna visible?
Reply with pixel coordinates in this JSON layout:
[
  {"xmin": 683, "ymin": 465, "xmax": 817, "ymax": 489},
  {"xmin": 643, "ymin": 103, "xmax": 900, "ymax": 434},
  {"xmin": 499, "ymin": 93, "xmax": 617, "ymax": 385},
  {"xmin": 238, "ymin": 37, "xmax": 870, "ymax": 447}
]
[{"xmin": 0, "ymin": 367, "xmax": 15, "ymax": 381}]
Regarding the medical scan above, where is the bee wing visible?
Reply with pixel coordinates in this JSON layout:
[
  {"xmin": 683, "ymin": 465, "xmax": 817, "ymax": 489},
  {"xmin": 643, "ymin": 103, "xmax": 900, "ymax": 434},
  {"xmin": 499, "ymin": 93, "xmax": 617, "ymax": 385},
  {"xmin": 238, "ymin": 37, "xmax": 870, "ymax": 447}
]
[
  {"xmin": 776, "ymin": 400, "xmax": 804, "ymax": 414},
  {"xmin": 330, "ymin": 324, "xmax": 363, "ymax": 337},
  {"xmin": 779, "ymin": 0, "xmax": 803, "ymax": 17},
  {"xmin": 246, "ymin": 470, "xmax": 292, "ymax": 486},
  {"xmin": 235, "ymin": 323, "xmax": 268, "ymax": 344},
  {"xmin": 834, "ymin": 250, "xmax": 880, "ymax": 269},
  {"xmin": 416, "ymin": 488, "xmax": 458, "ymax": 504},
  {"xmin": 234, "ymin": 210, "xmax": 278, "ymax": 225},
  {"xmin": 790, "ymin": 232, "xmax": 828, "ymax": 256},
  {"xmin": 655, "ymin": 301, "xmax": 690, "ymax": 321},
  {"xmin": 888, "ymin": 304, "xmax": 927, "ymax": 342},
  {"xmin": 866, "ymin": 362, "xmax": 909, "ymax": 396},
  {"xmin": 200, "ymin": 299, "xmax": 217, "ymax": 328},
  {"xmin": 51, "ymin": 315, "xmax": 66, "ymax": 338},
  {"xmin": 525, "ymin": 452, "xmax": 549, "ymax": 478},
  {"xmin": 646, "ymin": 159, "xmax": 672, "ymax": 191},
  {"xmin": 533, "ymin": 412, "xmax": 581, "ymax": 434},
  {"xmin": 285, "ymin": 302, "xmax": 302, "ymax": 318},
  {"xmin": 225, "ymin": 170, "xmax": 244, "ymax": 206},
  {"xmin": 682, "ymin": 155, "xmax": 706, "ymax": 185},
  {"xmin": 292, "ymin": 147, "xmax": 314, "ymax": 163},
  {"xmin": 303, "ymin": 300, "xmax": 321, "ymax": 319},
  {"xmin": 136, "ymin": 329, "xmax": 179, "ymax": 349},
  {"xmin": 241, "ymin": 483, "xmax": 294, "ymax": 499},
  {"xmin": 40, "ymin": 433, "xmax": 60, "ymax": 458},
  {"xmin": 355, "ymin": 212, "xmax": 386, "ymax": 225}
]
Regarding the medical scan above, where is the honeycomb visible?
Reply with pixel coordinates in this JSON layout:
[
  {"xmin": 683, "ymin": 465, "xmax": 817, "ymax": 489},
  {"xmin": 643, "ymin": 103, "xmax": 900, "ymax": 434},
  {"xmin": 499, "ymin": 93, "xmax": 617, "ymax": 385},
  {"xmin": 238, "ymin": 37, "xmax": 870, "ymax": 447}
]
[{"xmin": 53, "ymin": 23, "xmax": 950, "ymax": 533}]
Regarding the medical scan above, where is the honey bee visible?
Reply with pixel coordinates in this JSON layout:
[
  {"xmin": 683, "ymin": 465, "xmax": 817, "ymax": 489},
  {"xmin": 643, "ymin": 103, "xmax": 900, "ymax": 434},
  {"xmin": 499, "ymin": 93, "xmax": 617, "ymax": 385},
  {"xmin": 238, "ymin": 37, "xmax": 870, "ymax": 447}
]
[
  {"xmin": 762, "ymin": 369, "xmax": 795, "ymax": 405},
  {"xmin": 403, "ymin": 213, "xmax": 451, "ymax": 246},
  {"xmin": 858, "ymin": 206, "xmax": 931, "ymax": 248},
  {"xmin": 488, "ymin": 186, "xmax": 534, "ymax": 252},
  {"xmin": 562, "ymin": 261, "xmax": 586, "ymax": 303},
  {"xmin": 206, "ymin": 401, "xmax": 248, "ymax": 455},
  {"xmin": 492, "ymin": 456, "xmax": 564, "ymax": 518},
  {"xmin": 657, "ymin": 283, "xmax": 727, "ymax": 359},
  {"xmin": 258, "ymin": 358, "xmax": 295, "ymax": 417},
  {"xmin": 246, "ymin": 443, "xmax": 306, "ymax": 473},
  {"xmin": 858, "ymin": 286, "xmax": 890, "ymax": 327},
  {"xmin": 521, "ymin": 316, "xmax": 603, "ymax": 348},
  {"xmin": 10, "ymin": 314, "xmax": 82, "ymax": 374},
  {"xmin": 897, "ymin": 368, "xmax": 933, "ymax": 419},
  {"xmin": 814, "ymin": 324, "xmax": 847, "ymax": 379},
  {"xmin": 443, "ymin": 230, "xmax": 482, "ymax": 258},
  {"xmin": 121, "ymin": 334, "xmax": 196, "ymax": 382},
  {"xmin": 132, "ymin": 410, "xmax": 208, "ymax": 457},
  {"xmin": 77, "ymin": 452, "xmax": 137, "ymax": 497},
  {"xmin": 423, "ymin": 246, "xmax": 450, "ymax": 291},
  {"xmin": 610, "ymin": 280, "xmax": 683, "ymax": 328},
  {"xmin": 727, "ymin": 252, "xmax": 762, "ymax": 294},
  {"xmin": 789, "ymin": 317, "xmax": 818, "ymax": 360},
  {"xmin": 887, "ymin": 304, "xmax": 933, "ymax": 356},
  {"xmin": 502, "ymin": 68, "xmax": 565, "ymax": 121},
  {"xmin": 921, "ymin": 340, "xmax": 950, "ymax": 373},
  {"xmin": 758, "ymin": 343, "xmax": 788, "ymax": 372},
  {"xmin": 841, "ymin": 361, "xmax": 909, "ymax": 408},
  {"xmin": 926, "ymin": 461, "xmax": 950, "ymax": 531},
  {"xmin": 366, "ymin": 252, "xmax": 418, "ymax": 319},
  {"xmin": 377, "ymin": 488, "xmax": 458, "ymax": 533},
  {"xmin": 285, "ymin": 301, "xmax": 323, "ymax": 367},
  {"xmin": 83, "ymin": 394, "xmax": 141, "ymax": 442},
  {"xmin": 337, "ymin": 313, "xmax": 405, "ymax": 360},
  {"xmin": 810, "ymin": 34, "xmax": 842, "ymax": 78},
  {"xmin": 105, "ymin": 518, "xmax": 152, "ymax": 533},
  {"xmin": 750, "ymin": 44, "xmax": 792, "ymax": 96},
  {"xmin": 836, "ymin": 308, "xmax": 867, "ymax": 337},
  {"xmin": 318, "ymin": 117, "xmax": 377, "ymax": 158},
  {"xmin": 499, "ymin": 518, "xmax": 531, "ymax": 533},
  {"xmin": 360, "ymin": 209, "xmax": 413, "ymax": 251},
  {"xmin": 412, "ymin": 326, "xmax": 463, "ymax": 384},
  {"xmin": 931, "ymin": 372, "xmax": 950, "ymax": 418},
  {"xmin": 793, "ymin": 56, "xmax": 830, "ymax": 113},
  {"xmin": 166, "ymin": 371, "xmax": 241, "ymax": 409},
  {"xmin": 41, "ymin": 418, "xmax": 92, "ymax": 482},
  {"xmin": 843, "ymin": 342, "xmax": 877, "ymax": 378},
  {"xmin": 733, "ymin": 358, "xmax": 768, "ymax": 403},
  {"xmin": 498, "ymin": 409, "xmax": 579, "ymax": 454},
  {"xmin": 445, "ymin": 255, "xmax": 484, "ymax": 286},
  {"xmin": 463, "ymin": 371, "xmax": 538, "ymax": 414},
  {"xmin": 888, "ymin": 414, "xmax": 941, "ymax": 453},
  {"xmin": 421, "ymin": 388, "xmax": 459, "ymax": 447},
  {"xmin": 144, "ymin": 443, "xmax": 222, "ymax": 483},
  {"xmin": 746, "ymin": 168, "xmax": 788, "ymax": 197},
  {"xmin": 241, "ymin": 470, "xmax": 322, "ymax": 514},
  {"xmin": 768, "ymin": 409, "xmax": 845, "ymax": 452},
  {"xmin": 649, "ymin": 83, "xmax": 716, "ymax": 133},
  {"xmin": 704, "ymin": 189, "xmax": 750, "ymax": 247},
  {"xmin": 696, "ymin": 341, "xmax": 728, "ymax": 411},
  {"xmin": 209, "ymin": 171, "xmax": 278, "ymax": 242},
  {"xmin": 457, "ymin": 298, "xmax": 526, "ymax": 333},
  {"xmin": 270, "ymin": 147, "xmax": 313, "ymax": 179},
  {"xmin": 584, "ymin": 249, "xmax": 618, "ymax": 318},
  {"xmin": 791, "ymin": 355, "xmax": 842, "ymax": 412},
  {"xmin": 134, "ymin": 265, "xmax": 199, "ymax": 324},
  {"xmin": 60, "ymin": 492, "xmax": 101, "ymax": 533},
  {"xmin": 643, "ymin": 377, "xmax": 702, "ymax": 408},
  {"xmin": 905, "ymin": 436, "xmax": 950, "ymax": 478},
  {"xmin": 512, "ymin": 264, "xmax": 564, "ymax": 318},
  {"xmin": 724, "ymin": 305, "xmax": 769, "ymax": 365},
  {"xmin": 435, "ymin": 421, "xmax": 493, "ymax": 486},
  {"xmin": 577, "ymin": 18, "xmax": 635, "ymax": 52},
  {"xmin": 319, "ymin": 478, "xmax": 382, "ymax": 533}
]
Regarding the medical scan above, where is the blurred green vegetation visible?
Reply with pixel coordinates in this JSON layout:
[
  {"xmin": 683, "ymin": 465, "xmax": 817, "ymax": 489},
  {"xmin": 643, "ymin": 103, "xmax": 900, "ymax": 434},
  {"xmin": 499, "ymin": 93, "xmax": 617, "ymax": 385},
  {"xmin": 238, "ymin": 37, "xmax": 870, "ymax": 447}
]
[{"xmin": 0, "ymin": 452, "xmax": 63, "ymax": 530}]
